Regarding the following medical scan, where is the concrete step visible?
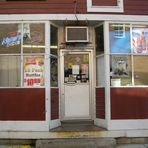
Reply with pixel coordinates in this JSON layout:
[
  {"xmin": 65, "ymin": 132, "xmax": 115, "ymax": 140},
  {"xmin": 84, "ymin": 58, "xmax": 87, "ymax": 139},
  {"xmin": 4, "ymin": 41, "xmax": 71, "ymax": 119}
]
[
  {"xmin": 61, "ymin": 119, "xmax": 94, "ymax": 125},
  {"xmin": 36, "ymin": 138, "xmax": 116, "ymax": 148}
]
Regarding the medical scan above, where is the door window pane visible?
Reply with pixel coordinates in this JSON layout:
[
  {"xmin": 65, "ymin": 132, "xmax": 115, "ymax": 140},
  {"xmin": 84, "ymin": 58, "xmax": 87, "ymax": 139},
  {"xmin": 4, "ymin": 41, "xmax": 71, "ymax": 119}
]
[{"xmin": 64, "ymin": 54, "xmax": 89, "ymax": 83}]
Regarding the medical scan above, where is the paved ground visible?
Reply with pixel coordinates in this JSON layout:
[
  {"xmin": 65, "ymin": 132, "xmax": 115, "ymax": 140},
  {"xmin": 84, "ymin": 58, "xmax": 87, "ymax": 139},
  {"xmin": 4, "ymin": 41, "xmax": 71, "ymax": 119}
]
[
  {"xmin": 117, "ymin": 144, "xmax": 148, "ymax": 148},
  {"xmin": 0, "ymin": 144, "xmax": 148, "ymax": 148}
]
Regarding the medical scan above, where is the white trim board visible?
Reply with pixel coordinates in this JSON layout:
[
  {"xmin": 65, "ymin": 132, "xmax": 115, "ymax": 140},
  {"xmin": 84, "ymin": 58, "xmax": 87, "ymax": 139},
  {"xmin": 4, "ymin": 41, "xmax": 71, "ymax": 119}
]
[
  {"xmin": 87, "ymin": 0, "xmax": 124, "ymax": 13},
  {"xmin": 109, "ymin": 120, "xmax": 148, "ymax": 130},
  {"xmin": 0, "ymin": 121, "xmax": 49, "ymax": 132},
  {"xmin": 0, "ymin": 14, "xmax": 148, "ymax": 22}
]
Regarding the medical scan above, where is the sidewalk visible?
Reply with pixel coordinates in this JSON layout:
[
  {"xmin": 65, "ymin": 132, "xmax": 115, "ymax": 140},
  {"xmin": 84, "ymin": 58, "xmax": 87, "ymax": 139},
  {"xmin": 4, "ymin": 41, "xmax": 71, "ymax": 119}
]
[{"xmin": 117, "ymin": 144, "xmax": 148, "ymax": 148}]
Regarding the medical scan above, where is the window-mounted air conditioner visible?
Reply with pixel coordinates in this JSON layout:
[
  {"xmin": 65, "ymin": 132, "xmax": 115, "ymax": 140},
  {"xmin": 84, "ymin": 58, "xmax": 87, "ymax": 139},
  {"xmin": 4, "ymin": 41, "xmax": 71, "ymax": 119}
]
[{"xmin": 65, "ymin": 26, "xmax": 89, "ymax": 43}]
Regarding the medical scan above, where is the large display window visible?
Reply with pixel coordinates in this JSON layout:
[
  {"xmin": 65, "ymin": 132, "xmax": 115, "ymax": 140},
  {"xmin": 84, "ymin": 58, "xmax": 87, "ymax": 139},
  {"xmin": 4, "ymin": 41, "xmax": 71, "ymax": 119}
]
[
  {"xmin": 110, "ymin": 23, "xmax": 148, "ymax": 86},
  {"xmin": 0, "ymin": 23, "xmax": 45, "ymax": 87}
]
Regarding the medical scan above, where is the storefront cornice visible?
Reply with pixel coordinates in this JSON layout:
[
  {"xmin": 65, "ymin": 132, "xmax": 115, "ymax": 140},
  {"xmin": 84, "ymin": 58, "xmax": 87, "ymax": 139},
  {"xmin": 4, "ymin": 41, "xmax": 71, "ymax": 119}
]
[{"xmin": 0, "ymin": 14, "xmax": 148, "ymax": 22}]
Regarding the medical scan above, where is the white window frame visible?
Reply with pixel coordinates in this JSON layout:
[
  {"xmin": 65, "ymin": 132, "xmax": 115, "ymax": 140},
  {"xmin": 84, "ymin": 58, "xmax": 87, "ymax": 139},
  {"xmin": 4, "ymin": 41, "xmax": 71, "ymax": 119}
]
[
  {"xmin": 87, "ymin": 0, "xmax": 124, "ymax": 13},
  {"xmin": 109, "ymin": 22, "xmax": 148, "ymax": 87}
]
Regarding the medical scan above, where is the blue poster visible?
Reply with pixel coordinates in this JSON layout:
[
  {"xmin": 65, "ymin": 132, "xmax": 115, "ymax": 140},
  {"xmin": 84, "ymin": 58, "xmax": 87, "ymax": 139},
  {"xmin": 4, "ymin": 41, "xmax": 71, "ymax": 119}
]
[{"xmin": 110, "ymin": 31, "xmax": 131, "ymax": 53}]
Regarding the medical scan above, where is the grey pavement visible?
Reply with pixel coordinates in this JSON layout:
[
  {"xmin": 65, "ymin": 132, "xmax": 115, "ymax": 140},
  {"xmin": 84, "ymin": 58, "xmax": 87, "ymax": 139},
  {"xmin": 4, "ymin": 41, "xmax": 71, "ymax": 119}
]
[{"xmin": 117, "ymin": 144, "xmax": 148, "ymax": 148}]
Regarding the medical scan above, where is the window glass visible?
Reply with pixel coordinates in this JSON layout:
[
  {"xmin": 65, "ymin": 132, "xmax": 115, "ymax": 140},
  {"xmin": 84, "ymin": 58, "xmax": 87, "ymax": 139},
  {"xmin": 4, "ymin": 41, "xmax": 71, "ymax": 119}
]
[
  {"xmin": 50, "ymin": 25, "xmax": 58, "ymax": 87},
  {"xmin": 132, "ymin": 25, "xmax": 148, "ymax": 54},
  {"xmin": 134, "ymin": 56, "xmax": 148, "ymax": 85},
  {"xmin": 110, "ymin": 55, "xmax": 132, "ymax": 86},
  {"xmin": 64, "ymin": 54, "xmax": 89, "ymax": 83},
  {"xmin": 0, "ymin": 24, "xmax": 21, "ymax": 54},
  {"xmin": 109, "ymin": 24, "xmax": 131, "ymax": 53},
  {"xmin": 0, "ymin": 55, "xmax": 21, "ymax": 87},
  {"xmin": 96, "ymin": 56, "xmax": 105, "ymax": 86},
  {"xmin": 23, "ymin": 48, "xmax": 44, "ymax": 53},
  {"xmin": 95, "ymin": 25, "xmax": 104, "ymax": 55},
  {"xmin": 23, "ymin": 23, "xmax": 45, "ymax": 46},
  {"xmin": 23, "ymin": 55, "xmax": 45, "ymax": 87}
]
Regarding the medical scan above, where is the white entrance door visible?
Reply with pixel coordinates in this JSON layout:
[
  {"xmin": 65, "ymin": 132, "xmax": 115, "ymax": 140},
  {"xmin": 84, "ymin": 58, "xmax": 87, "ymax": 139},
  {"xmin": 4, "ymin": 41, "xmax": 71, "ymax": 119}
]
[{"xmin": 60, "ymin": 50, "xmax": 92, "ymax": 120}]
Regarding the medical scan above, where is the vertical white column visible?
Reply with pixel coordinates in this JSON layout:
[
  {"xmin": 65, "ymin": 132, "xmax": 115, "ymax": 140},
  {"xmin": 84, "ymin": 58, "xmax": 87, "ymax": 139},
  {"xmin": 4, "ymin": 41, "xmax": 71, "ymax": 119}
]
[
  {"xmin": 45, "ymin": 21, "xmax": 51, "ymax": 129},
  {"xmin": 104, "ymin": 21, "xmax": 111, "ymax": 129}
]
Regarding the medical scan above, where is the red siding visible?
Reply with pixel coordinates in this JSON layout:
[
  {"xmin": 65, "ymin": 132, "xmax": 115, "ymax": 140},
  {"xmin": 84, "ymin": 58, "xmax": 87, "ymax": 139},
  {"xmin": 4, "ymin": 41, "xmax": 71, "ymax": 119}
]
[
  {"xmin": 111, "ymin": 88, "xmax": 148, "ymax": 119},
  {"xmin": 51, "ymin": 88, "xmax": 59, "ymax": 120},
  {"xmin": 124, "ymin": 0, "xmax": 148, "ymax": 15},
  {"xmin": 0, "ymin": 0, "xmax": 86, "ymax": 14},
  {"xmin": 92, "ymin": 0, "xmax": 117, "ymax": 6},
  {"xmin": 0, "ymin": 0, "xmax": 148, "ymax": 15},
  {"xmin": 96, "ymin": 88, "xmax": 105, "ymax": 119},
  {"xmin": 0, "ymin": 88, "xmax": 45, "ymax": 120}
]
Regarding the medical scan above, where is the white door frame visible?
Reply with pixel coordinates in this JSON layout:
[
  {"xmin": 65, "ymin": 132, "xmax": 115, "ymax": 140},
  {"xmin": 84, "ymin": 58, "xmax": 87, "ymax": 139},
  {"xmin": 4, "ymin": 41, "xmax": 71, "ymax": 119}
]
[{"xmin": 59, "ymin": 49, "xmax": 94, "ymax": 121}]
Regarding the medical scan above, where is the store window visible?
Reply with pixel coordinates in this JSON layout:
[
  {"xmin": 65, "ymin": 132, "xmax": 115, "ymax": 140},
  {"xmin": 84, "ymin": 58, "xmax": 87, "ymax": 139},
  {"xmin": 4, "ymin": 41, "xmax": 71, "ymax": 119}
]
[
  {"xmin": 0, "ymin": 23, "xmax": 45, "ymax": 87},
  {"xmin": 95, "ymin": 24, "xmax": 105, "ymax": 87},
  {"xmin": 0, "ymin": 24, "xmax": 21, "ymax": 87},
  {"xmin": 50, "ymin": 25, "xmax": 58, "ymax": 87},
  {"xmin": 110, "ymin": 23, "xmax": 148, "ymax": 86}
]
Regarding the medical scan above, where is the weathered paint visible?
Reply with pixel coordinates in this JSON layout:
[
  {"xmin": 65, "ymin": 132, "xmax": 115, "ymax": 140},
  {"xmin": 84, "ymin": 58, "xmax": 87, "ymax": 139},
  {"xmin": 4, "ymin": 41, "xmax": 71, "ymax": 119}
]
[
  {"xmin": 0, "ymin": 0, "xmax": 147, "ymax": 15},
  {"xmin": 96, "ymin": 88, "xmax": 105, "ymax": 119},
  {"xmin": 0, "ymin": 88, "xmax": 45, "ymax": 120},
  {"xmin": 51, "ymin": 88, "xmax": 59, "ymax": 120},
  {"xmin": 111, "ymin": 87, "xmax": 148, "ymax": 119}
]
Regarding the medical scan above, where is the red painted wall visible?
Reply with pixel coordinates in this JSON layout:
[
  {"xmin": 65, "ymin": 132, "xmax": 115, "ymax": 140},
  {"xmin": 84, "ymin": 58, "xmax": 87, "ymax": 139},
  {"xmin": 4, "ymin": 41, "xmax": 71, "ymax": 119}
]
[
  {"xmin": 111, "ymin": 88, "xmax": 148, "ymax": 119},
  {"xmin": 0, "ymin": 88, "xmax": 45, "ymax": 120},
  {"xmin": 96, "ymin": 88, "xmax": 105, "ymax": 119},
  {"xmin": 51, "ymin": 88, "xmax": 59, "ymax": 120},
  {"xmin": 92, "ymin": 0, "xmax": 117, "ymax": 6},
  {"xmin": 0, "ymin": 0, "xmax": 147, "ymax": 15}
]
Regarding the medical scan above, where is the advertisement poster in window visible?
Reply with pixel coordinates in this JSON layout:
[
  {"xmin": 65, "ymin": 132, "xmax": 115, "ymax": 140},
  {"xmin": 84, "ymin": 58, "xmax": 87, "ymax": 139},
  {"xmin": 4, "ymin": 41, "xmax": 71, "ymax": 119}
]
[
  {"xmin": 24, "ymin": 56, "xmax": 44, "ymax": 87},
  {"xmin": 132, "ymin": 28, "xmax": 148, "ymax": 54},
  {"xmin": 111, "ymin": 56, "xmax": 129, "ymax": 77}
]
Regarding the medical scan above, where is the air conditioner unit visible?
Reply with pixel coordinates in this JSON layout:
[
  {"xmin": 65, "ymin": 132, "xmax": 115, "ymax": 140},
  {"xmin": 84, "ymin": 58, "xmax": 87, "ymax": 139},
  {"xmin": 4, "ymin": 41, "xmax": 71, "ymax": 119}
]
[{"xmin": 65, "ymin": 26, "xmax": 89, "ymax": 43}]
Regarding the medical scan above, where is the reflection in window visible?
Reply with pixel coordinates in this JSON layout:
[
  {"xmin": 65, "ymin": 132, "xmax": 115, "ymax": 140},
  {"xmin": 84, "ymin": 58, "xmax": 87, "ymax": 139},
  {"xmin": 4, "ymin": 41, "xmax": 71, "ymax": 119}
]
[
  {"xmin": 110, "ymin": 55, "xmax": 132, "ymax": 86},
  {"xmin": 134, "ymin": 56, "xmax": 148, "ymax": 85},
  {"xmin": 0, "ymin": 55, "xmax": 21, "ymax": 87},
  {"xmin": 0, "ymin": 24, "xmax": 21, "ymax": 54},
  {"xmin": 96, "ymin": 56, "xmax": 105, "ymax": 86},
  {"xmin": 23, "ymin": 23, "xmax": 45, "ymax": 46},
  {"xmin": 50, "ymin": 25, "xmax": 58, "ymax": 87},
  {"xmin": 109, "ymin": 24, "xmax": 131, "ymax": 53}
]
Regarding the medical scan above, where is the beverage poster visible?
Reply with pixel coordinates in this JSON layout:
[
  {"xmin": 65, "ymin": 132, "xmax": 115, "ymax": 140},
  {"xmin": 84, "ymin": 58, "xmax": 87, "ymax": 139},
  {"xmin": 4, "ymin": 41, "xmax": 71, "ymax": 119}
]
[
  {"xmin": 132, "ymin": 28, "xmax": 148, "ymax": 54},
  {"xmin": 24, "ymin": 56, "xmax": 44, "ymax": 86}
]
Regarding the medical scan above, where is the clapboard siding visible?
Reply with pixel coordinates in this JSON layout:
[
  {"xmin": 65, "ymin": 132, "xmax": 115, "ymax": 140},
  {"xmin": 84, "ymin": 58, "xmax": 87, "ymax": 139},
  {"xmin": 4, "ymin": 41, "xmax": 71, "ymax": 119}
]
[
  {"xmin": 0, "ymin": 0, "xmax": 147, "ymax": 15},
  {"xmin": 0, "ymin": 0, "xmax": 86, "ymax": 14},
  {"xmin": 124, "ymin": 0, "xmax": 148, "ymax": 15},
  {"xmin": 96, "ymin": 88, "xmax": 105, "ymax": 119},
  {"xmin": 92, "ymin": 0, "xmax": 117, "ymax": 6}
]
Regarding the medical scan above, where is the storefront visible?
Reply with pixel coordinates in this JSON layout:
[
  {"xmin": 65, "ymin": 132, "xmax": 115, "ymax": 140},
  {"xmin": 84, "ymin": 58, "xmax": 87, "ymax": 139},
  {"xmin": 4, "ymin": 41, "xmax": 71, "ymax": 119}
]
[{"xmin": 0, "ymin": 0, "xmax": 147, "ymax": 134}]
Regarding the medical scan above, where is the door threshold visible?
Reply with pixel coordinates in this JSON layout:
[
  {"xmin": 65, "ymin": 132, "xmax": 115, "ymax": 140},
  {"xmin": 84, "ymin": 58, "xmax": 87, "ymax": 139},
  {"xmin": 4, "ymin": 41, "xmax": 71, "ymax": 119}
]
[{"xmin": 50, "ymin": 120, "xmax": 106, "ymax": 132}]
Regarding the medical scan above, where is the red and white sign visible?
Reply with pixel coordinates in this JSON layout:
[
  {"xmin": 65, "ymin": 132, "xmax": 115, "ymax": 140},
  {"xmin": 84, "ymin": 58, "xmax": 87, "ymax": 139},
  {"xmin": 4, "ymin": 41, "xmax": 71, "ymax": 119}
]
[{"xmin": 24, "ymin": 56, "xmax": 44, "ymax": 87}]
